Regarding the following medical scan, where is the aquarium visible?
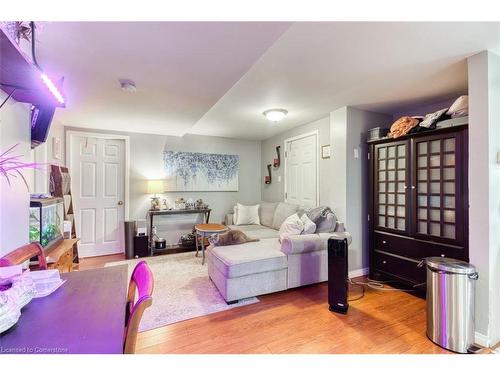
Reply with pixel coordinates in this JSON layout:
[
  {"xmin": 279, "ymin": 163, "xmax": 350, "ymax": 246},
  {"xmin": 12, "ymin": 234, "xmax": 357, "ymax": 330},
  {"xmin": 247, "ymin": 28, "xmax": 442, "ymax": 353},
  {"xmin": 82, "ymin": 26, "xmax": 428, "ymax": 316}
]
[{"xmin": 29, "ymin": 197, "xmax": 64, "ymax": 250}]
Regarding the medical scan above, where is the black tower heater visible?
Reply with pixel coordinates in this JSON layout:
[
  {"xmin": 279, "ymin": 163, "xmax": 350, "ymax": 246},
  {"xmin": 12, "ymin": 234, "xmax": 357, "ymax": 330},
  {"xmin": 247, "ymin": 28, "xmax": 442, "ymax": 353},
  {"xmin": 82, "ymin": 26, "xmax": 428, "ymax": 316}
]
[{"xmin": 328, "ymin": 237, "xmax": 349, "ymax": 314}]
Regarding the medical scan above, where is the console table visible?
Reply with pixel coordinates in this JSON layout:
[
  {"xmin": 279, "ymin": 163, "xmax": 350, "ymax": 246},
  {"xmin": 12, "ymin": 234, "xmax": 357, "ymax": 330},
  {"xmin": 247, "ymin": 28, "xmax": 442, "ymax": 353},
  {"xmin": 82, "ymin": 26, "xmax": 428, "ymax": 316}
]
[{"xmin": 148, "ymin": 208, "xmax": 211, "ymax": 255}]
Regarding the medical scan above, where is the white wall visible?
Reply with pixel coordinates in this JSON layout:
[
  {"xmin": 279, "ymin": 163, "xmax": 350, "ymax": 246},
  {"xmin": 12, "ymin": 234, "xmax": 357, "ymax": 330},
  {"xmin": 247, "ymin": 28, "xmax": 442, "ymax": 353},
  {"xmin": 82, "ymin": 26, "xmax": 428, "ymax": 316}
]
[
  {"xmin": 468, "ymin": 50, "xmax": 500, "ymax": 347},
  {"xmin": 65, "ymin": 127, "xmax": 261, "ymax": 247},
  {"xmin": 331, "ymin": 107, "xmax": 393, "ymax": 273},
  {"xmin": 0, "ymin": 93, "xmax": 31, "ymax": 256},
  {"xmin": 261, "ymin": 117, "xmax": 331, "ymax": 206}
]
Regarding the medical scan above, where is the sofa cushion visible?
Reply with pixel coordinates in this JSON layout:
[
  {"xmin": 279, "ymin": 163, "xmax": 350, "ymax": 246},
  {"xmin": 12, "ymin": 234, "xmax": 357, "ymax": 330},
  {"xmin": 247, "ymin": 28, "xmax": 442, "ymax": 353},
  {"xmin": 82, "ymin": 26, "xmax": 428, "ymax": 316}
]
[
  {"xmin": 278, "ymin": 213, "xmax": 304, "ymax": 242},
  {"xmin": 235, "ymin": 203, "xmax": 260, "ymax": 225},
  {"xmin": 300, "ymin": 214, "xmax": 316, "ymax": 234},
  {"xmin": 259, "ymin": 201, "xmax": 278, "ymax": 228},
  {"xmin": 228, "ymin": 224, "xmax": 279, "ymax": 239},
  {"xmin": 208, "ymin": 238, "xmax": 286, "ymax": 278},
  {"xmin": 316, "ymin": 212, "xmax": 337, "ymax": 233},
  {"xmin": 271, "ymin": 202, "xmax": 299, "ymax": 230}
]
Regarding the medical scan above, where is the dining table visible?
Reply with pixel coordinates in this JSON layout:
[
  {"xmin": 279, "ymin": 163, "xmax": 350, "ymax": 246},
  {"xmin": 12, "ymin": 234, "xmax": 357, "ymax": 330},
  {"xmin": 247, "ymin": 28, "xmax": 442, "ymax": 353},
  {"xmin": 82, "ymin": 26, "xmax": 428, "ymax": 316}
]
[{"xmin": 0, "ymin": 265, "xmax": 128, "ymax": 354}]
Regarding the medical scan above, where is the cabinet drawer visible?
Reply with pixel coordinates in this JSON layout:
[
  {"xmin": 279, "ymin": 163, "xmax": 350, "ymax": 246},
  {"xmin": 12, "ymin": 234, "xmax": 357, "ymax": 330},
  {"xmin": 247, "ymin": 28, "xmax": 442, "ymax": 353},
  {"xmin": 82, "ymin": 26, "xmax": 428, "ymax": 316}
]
[
  {"xmin": 374, "ymin": 231, "xmax": 466, "ymax": 261},
  {"xmin": 373, "ymin": 250, "xmax": 426, "ymax": 285}
]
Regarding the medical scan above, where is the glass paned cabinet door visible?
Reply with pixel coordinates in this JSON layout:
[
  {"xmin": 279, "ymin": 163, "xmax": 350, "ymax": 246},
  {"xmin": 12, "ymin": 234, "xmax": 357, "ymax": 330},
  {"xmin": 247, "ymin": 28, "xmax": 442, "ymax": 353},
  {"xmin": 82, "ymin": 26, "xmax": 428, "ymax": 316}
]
[
  {"xmin": 374, "ymin": 141, "xmax": 409, "ymax": 233},
  {"xmin": 413, "ymin": 133, "xmax": 461, "ymax": 243}
]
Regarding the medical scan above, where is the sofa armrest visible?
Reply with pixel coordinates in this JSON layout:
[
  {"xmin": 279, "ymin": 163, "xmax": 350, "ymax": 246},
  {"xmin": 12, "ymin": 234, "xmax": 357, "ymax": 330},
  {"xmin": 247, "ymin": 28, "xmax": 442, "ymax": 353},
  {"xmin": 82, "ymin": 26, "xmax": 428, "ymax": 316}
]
[
  {"xmin": 280, "ymin": 231, "xmax": 352, "ymax": 255},
  {"xmin": 224, "ymin": 213, "xmax": 234, "ymax": 226}
]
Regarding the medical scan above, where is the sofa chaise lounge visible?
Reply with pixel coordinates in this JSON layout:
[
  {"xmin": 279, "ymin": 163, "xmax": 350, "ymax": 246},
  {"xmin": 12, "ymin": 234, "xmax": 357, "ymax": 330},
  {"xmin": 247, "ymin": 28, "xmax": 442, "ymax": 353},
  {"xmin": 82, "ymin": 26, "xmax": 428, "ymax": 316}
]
[{"xmin": 207, "ymin": 202, "xmax": 352, "ymax": 303}]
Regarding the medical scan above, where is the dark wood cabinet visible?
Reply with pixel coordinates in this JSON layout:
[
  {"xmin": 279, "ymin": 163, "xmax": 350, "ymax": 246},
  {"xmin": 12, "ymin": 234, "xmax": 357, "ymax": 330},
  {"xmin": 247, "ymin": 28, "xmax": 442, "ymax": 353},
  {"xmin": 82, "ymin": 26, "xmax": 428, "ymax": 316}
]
[{"xmin": 368, "ymin": 126, "xmax": 469, "ymax": 287}]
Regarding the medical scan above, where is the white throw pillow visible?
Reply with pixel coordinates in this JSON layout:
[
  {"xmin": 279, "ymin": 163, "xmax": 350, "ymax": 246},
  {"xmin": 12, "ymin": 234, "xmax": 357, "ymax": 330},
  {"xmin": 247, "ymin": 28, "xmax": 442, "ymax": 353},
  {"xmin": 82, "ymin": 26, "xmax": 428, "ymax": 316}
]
[
  {"xmin": 234, "ymin": 203, "xmax": 260, "ymax": 225},
  {"xmin": 233, "ymin": 205, "xmax": 238, "ymax": 224},
  {"xmin": 300, "ymin": 214, "xmax": 316, "ymax": 234},
  {"xmin": 279, "ymin": 213, "xmax": 304, "ymax": 242}
]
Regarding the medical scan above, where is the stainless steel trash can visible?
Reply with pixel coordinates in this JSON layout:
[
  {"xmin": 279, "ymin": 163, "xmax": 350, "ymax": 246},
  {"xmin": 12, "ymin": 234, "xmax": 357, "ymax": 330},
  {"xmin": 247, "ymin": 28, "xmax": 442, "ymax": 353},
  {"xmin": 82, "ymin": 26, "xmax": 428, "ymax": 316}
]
[{"xmin": 426, "ymin": 257, "xmax": 478, "ymax": 353}]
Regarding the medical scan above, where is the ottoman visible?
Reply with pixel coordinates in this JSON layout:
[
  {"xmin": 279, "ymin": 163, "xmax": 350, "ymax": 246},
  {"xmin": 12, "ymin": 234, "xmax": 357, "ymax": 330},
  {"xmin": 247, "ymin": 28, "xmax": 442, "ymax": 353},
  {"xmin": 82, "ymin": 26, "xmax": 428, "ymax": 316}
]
[{"xmin": 207, "ymin": 238, "xmax": 287, "ymax": 303}]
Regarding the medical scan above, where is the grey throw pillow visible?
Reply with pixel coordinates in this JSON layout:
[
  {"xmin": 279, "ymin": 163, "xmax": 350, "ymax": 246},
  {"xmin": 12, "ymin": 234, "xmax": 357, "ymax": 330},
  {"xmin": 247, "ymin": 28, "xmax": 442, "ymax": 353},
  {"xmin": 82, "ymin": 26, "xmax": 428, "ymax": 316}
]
[{"xmin": 259, "ymin": 201, "xmax": 278, "ymax": 228}]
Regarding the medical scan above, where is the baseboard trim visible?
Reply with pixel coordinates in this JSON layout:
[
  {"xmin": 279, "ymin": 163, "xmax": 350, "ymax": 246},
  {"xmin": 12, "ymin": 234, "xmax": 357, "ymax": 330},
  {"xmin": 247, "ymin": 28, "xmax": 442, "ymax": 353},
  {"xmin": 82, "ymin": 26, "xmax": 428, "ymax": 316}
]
[
  {"xmin": 475, "ymin": 331, "xmax": 490, "ymax": 348},
  {"xmin": 348, "ymin": 267, "xmax": 369, "ymax": 279}
]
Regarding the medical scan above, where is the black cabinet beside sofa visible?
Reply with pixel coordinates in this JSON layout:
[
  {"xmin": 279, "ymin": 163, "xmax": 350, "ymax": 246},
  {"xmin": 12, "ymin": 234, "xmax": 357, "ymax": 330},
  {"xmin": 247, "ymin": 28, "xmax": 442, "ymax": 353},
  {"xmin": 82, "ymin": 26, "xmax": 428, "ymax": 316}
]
[{"xmin": 367, "ymin": 125, "xmax": 469, "ymax": 288}]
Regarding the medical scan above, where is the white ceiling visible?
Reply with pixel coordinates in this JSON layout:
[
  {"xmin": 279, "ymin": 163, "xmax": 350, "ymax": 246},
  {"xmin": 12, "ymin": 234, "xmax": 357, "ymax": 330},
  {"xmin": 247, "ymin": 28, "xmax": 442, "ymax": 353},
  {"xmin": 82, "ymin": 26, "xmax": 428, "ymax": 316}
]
[
  {"xmin": 37, "ymin": 22, "xmax": 292, "ymax": 135},
  {"xmin": 38, "ymin": 22, "xmax": 500, "ymax": 140}
]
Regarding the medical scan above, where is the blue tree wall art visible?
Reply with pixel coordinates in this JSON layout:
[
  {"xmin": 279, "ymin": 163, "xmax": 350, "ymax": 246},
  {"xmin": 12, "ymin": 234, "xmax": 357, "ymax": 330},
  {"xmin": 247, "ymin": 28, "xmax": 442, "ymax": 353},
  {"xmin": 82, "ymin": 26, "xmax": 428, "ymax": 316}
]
[{"xmin": 164, "ymin": 151, "xmax": 239, "ymax": 191}]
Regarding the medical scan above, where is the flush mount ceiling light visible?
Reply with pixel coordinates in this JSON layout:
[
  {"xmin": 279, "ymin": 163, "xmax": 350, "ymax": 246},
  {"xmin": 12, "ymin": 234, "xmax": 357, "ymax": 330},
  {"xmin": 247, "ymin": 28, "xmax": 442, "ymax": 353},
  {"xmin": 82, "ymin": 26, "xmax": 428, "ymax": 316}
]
[
  {"xmin": 263, "ymin": 108, "xmax": 288, "ymax": 122},
  {"xmin": 119, "ymin": 78, "xmax": 137, "ymax": 93}
]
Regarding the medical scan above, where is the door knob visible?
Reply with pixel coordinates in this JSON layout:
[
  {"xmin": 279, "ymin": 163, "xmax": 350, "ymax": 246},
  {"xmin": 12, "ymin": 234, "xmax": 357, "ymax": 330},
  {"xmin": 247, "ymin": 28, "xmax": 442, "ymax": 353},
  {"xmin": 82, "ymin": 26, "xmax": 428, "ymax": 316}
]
[{"xmin": 118, "ymin": 201, "xmax": 124, "ymax": 205}]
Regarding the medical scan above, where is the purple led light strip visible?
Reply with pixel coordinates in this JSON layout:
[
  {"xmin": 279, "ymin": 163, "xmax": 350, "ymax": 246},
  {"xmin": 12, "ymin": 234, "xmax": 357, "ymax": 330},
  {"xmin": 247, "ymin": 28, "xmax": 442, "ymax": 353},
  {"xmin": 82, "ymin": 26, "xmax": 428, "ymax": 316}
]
[{"xmin": 40, "ymin": 73, "xmax": 64, "ymax": 104}]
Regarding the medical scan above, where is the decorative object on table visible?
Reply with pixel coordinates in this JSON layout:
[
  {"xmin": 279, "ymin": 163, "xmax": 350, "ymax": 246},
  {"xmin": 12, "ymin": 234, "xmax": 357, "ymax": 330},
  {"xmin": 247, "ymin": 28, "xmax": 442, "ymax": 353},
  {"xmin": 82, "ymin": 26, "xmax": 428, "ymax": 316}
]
[
  {"xmin": 180, "ymin": 232, "xmax": 196, "ymax": 249},
  {"xmin": 164, "ymin": 151, "xmax": 239, "ymax": 191},
  {"xmin": 273, "ymin": 146, "xmax": 281, "ymax": 168},
  {"xmin": 49, "ymin": 165, "xmax": 79, "ymax": 263},
  {"xmin": 147, "ymin": 180, "xmax": 164, "ymax": 211},
  {"xmin": 265, "ymin": 164, "xmax": 272, "ymax": 184},
  {"xmin": 52, "ymin": 136, "xmax": 61, "ymax": 160},
  {"xmin": 367, "ymin": 127, "xmax": 389, "ymax": 142},
  {"xmin": 29, "ymin": 197, "xmax": 64, "ymax": 251},
  {"xmin": 185, "ymin": 198, "xmax": 195, "ymax": 210},
  {"xmin": 151, "ymin": 226, "xmax": 167, "ymax": 250},
  {"xmin": 0, "ymin": 143, "xmax": 40, "ymax": 188},
  {"xmin": 195, "ymin": 199, "xmax": 208, "ymax": 209},
  {"xmin": 161, "ymin": 199, "xmax": 168, "ymax": 210},
  {"xmin": 174, "ymin": 197, "xmax": 186, "ymax": 210},
  {"xmin": 321, "ymin": 144, "xmax": 331, "ymax": 159}
]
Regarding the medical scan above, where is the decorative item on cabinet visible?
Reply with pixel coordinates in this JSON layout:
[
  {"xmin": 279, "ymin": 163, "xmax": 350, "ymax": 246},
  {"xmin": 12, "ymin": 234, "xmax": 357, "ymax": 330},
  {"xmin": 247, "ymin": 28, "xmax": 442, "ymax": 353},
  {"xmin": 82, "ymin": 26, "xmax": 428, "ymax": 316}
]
[
  {"xmin": 265, "ymin": 164, "xmax": 272, "ymax": 184},
  {"xmin": 273, "ymin": 146, "xmax": 281, "ymax": 168}
]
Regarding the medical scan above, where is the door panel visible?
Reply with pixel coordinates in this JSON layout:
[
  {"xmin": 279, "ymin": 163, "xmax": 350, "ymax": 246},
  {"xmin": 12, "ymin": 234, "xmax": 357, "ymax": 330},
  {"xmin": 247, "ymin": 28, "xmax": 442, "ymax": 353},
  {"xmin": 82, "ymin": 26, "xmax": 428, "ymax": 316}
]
[
  {"xmin": 374, "ymin": 140, "xmax": 409, "ymax": 234},
  {"xmin": 411, "ymin": 132, "xmax": 463, "ymax": 245},
  {"xmin": 72, "ymin": 136, "xmax": 125, "ymax": 257},
  {"xmin": 285, "ymin": 133, "xmax": 318, "ymax": 207}
]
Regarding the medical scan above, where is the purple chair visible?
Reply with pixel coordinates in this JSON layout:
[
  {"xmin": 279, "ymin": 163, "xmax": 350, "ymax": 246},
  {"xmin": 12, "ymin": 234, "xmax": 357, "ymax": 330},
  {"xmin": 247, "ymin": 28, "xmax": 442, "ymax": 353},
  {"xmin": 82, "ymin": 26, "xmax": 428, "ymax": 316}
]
[{"xmin": 124, "ymin": 260, "xmax": 154, "ymax": 354}]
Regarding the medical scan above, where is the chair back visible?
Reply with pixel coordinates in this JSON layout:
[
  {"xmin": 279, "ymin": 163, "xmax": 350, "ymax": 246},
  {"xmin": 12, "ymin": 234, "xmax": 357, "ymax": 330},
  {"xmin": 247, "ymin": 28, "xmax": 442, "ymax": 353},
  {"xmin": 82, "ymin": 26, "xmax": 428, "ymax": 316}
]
[
  {"xmin": 124, "ymin": 260, "xmax": 154, "ymax": 354},
  {"xmin": 0, "ymin": 242, "xmax": 47, "ymax": 270}
]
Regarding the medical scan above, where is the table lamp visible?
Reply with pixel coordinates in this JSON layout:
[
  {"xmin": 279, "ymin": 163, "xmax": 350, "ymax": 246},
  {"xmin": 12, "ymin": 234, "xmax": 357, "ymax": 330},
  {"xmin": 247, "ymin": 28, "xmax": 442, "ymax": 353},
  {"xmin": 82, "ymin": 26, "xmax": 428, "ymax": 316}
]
[{"xmin": 147, "ymin": 180, "xmax": 164, "ymax": 211}]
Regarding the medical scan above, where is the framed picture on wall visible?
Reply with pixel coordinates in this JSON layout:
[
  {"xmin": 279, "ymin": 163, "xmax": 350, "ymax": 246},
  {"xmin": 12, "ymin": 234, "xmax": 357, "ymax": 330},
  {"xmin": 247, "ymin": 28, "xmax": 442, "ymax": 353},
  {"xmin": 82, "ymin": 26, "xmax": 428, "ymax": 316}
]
[{"xmin": 321, "ymin": 144, "xmax": 331, "ymax": 159}]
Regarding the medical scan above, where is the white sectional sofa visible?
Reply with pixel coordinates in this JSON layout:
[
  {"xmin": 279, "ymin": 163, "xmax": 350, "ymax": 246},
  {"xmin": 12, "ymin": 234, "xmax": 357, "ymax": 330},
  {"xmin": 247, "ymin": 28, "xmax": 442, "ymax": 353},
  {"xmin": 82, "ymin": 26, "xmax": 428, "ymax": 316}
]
[{"xmin": 207, "ymin": 202, "xmax": 352, "ymax": 303}]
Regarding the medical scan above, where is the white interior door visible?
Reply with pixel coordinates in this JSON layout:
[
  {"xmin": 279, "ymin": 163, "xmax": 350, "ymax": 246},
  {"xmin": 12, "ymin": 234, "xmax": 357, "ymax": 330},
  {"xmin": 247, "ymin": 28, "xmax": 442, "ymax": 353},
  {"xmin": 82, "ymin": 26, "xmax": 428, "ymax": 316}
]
[
  {"xmin": 285, "ymin": 132, "xmax": 318, "ymax": 208},
  {"xmin": 71, "ymin": 136, "xmax": 125, "ymax": 257}
]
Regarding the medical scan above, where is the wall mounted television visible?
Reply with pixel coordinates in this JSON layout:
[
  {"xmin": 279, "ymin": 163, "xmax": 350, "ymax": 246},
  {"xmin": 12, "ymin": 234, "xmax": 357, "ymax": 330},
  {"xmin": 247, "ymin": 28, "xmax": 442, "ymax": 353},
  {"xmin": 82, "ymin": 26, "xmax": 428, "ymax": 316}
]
[{"xmin": 31, "ymin": 105, "xmax": 56, "ymax": 149}]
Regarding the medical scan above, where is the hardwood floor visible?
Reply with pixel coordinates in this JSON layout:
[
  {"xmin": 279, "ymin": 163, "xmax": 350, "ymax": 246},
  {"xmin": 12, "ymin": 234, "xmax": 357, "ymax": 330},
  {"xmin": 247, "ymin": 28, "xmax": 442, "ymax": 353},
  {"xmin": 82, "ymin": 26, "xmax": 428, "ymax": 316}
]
[{"xmin": 79, "ymin": 254, "xmax": 449, "ymax": 354}]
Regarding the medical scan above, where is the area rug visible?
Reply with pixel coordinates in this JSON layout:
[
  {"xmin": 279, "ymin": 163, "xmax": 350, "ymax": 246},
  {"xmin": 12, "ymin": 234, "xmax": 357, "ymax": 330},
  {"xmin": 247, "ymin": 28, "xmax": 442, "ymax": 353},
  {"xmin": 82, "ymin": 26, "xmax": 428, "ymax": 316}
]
[{"xmin": 105, "ymin": 252, "xmax": 259, "ymax": 332}]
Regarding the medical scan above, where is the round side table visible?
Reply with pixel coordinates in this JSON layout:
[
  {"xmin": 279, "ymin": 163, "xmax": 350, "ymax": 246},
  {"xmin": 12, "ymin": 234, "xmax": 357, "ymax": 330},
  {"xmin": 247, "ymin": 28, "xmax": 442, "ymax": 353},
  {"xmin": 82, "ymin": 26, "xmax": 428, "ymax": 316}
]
[{"xmin": 194, "ymin": 224, "xmax": 228, "ymax": 265}]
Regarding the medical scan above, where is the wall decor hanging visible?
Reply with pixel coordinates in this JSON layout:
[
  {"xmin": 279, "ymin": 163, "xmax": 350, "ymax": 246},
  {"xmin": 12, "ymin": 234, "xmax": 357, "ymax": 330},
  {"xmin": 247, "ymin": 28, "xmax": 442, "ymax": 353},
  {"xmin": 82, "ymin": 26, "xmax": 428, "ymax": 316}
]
[
  {"xmin": 273, "ymin": 146, "xmax": 281, "ymax": 168},
  {"xmin": 164, "ymin": 151, "xmax": 239, "ymax": 192},
  {"xmin": 265, "ymin": 164, "xmax": 272, "ymax": 184}
]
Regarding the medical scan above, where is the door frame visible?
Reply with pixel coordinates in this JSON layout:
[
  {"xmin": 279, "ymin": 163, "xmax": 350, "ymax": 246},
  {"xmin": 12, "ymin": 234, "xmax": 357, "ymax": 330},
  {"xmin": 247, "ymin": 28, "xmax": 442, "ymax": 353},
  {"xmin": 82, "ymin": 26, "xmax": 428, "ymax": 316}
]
[
  {"xmin": 66, "ymin": 130, "xmax": 131, "ymax": 221},
  {"xmin": 283, "ymin": 130, "xmax": 320, "ymax": 206}
]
